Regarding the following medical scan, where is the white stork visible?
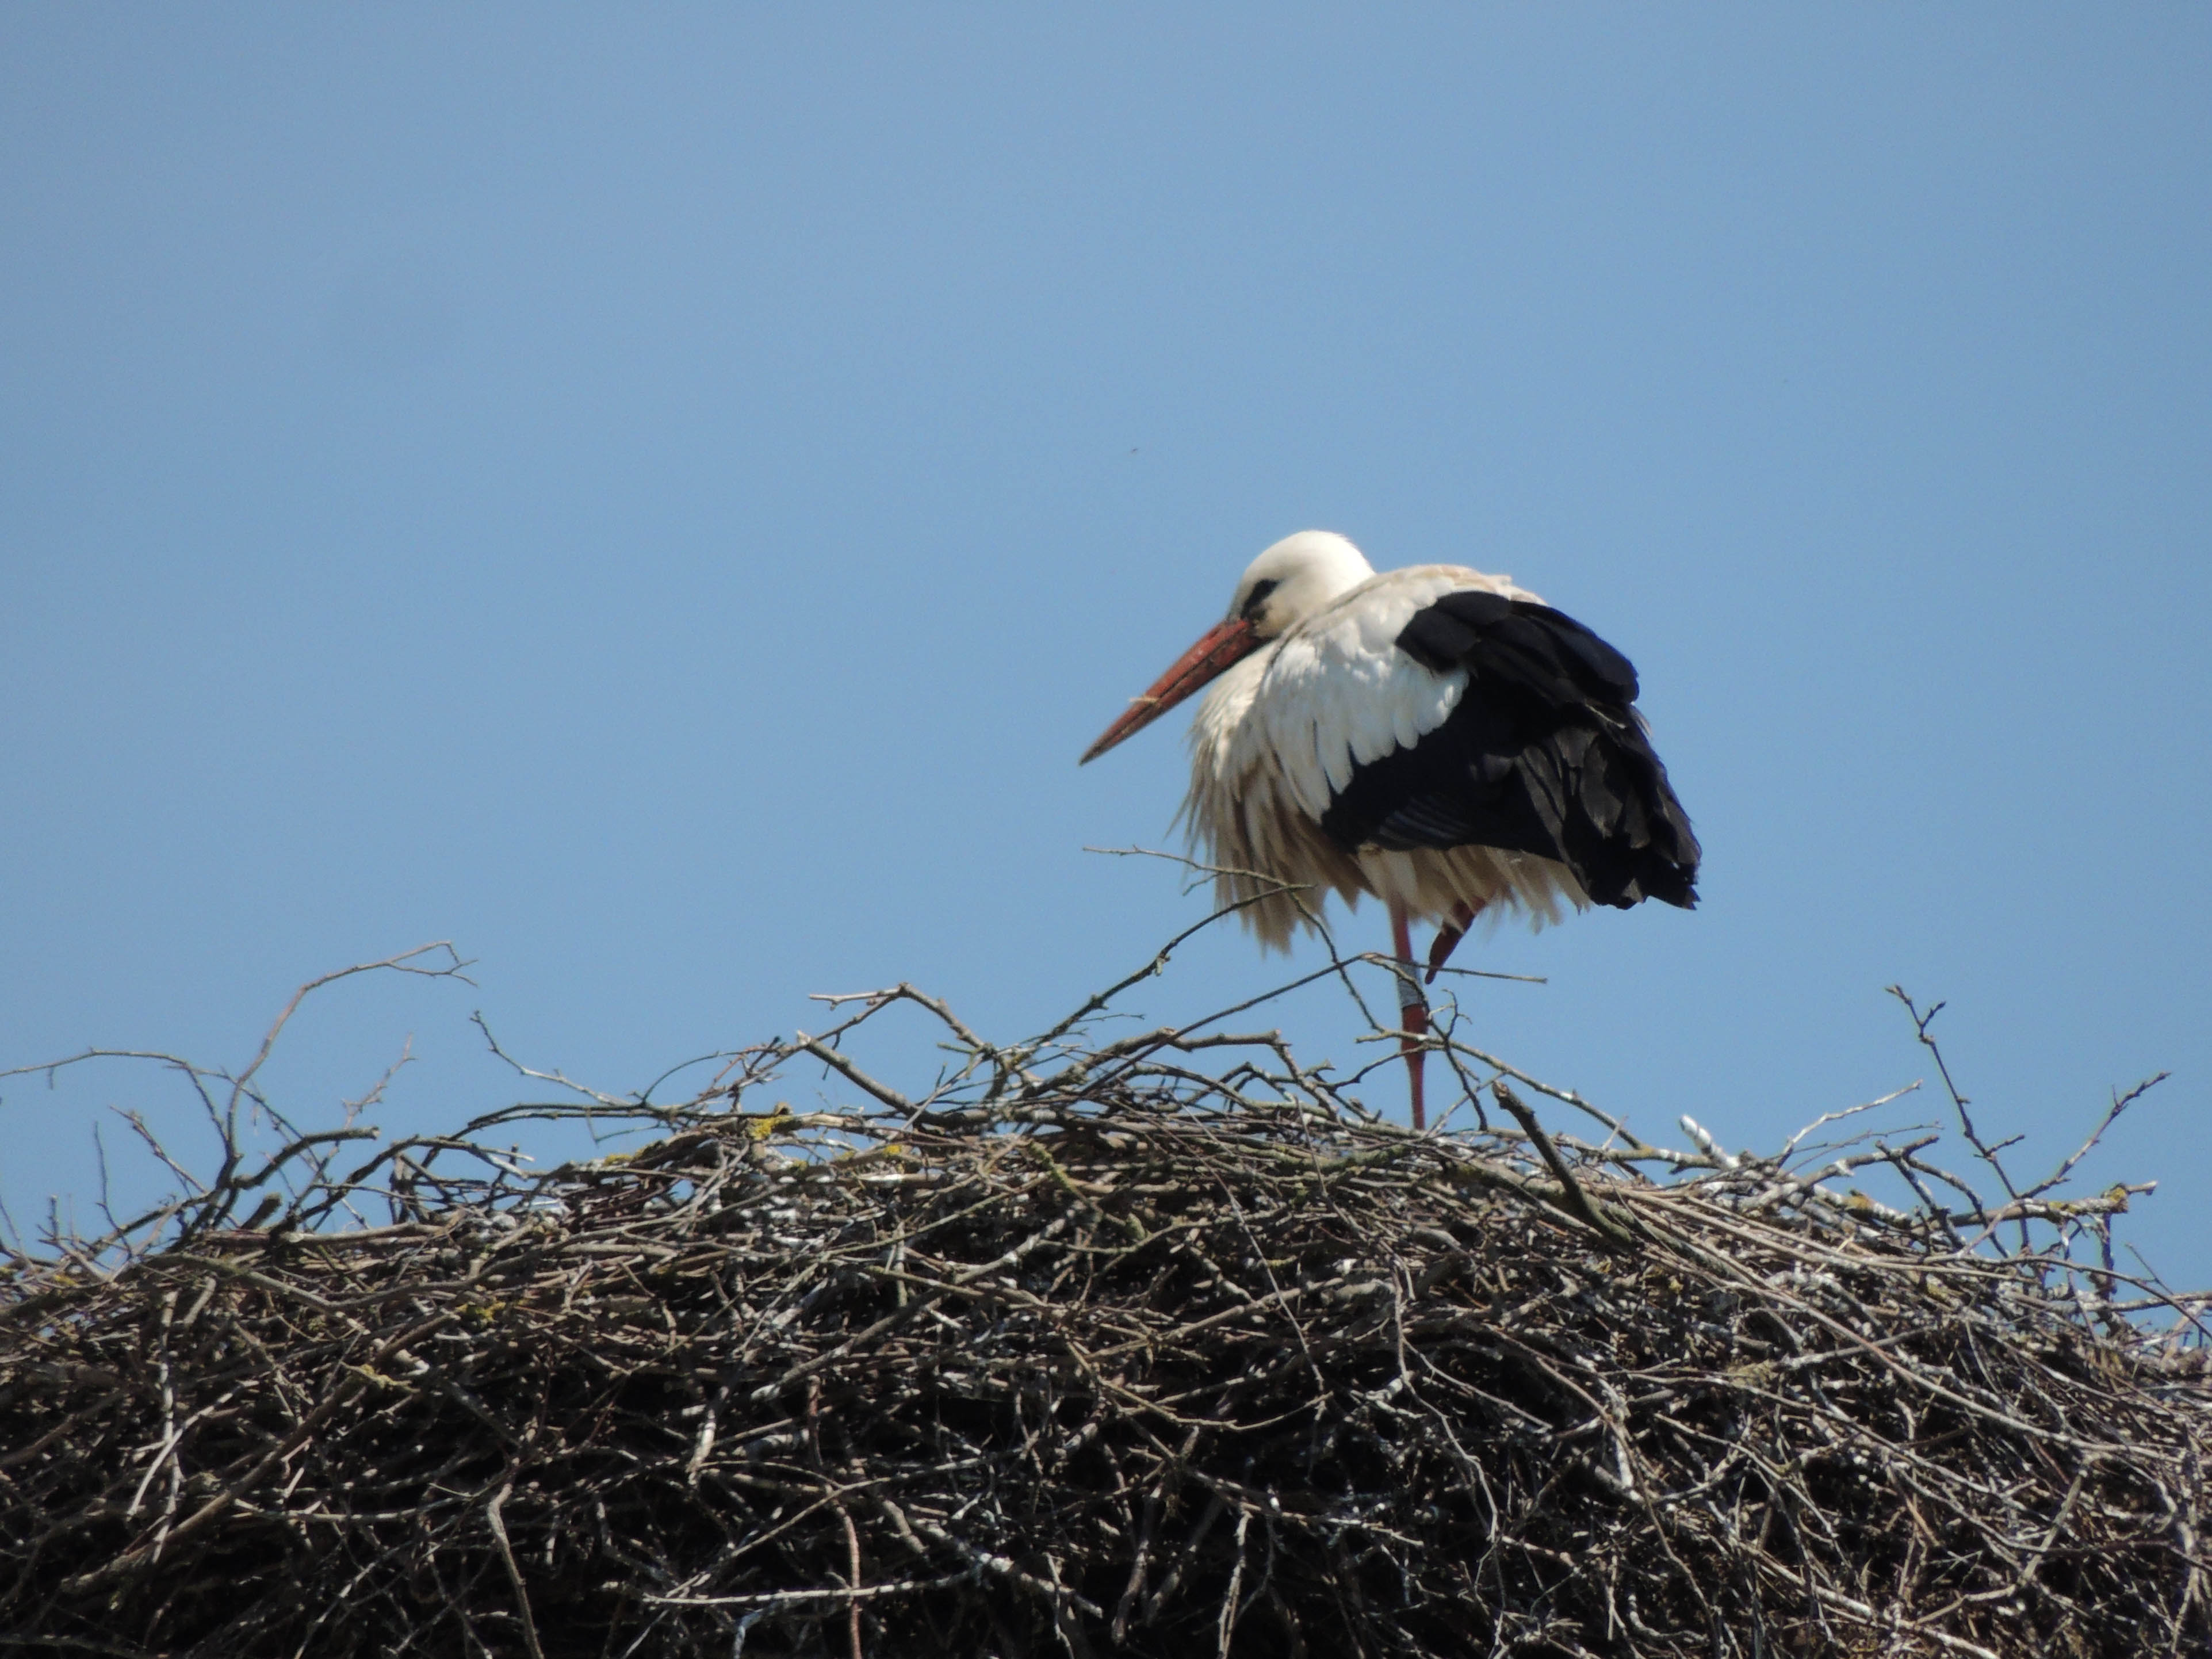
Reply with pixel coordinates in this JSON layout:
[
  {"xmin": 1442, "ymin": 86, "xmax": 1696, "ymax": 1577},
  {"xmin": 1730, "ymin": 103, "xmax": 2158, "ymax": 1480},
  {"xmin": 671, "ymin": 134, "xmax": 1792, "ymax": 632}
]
[{"xmin": 1080, "ymin": 530, "xmax": 1700, "ymax": 1128}]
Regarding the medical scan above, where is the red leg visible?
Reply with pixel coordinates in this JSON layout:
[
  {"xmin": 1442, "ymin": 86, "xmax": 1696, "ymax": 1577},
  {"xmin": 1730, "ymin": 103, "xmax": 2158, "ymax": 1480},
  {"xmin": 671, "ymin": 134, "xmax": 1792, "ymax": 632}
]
[
  {"xmin": 1425, "ymin": 900, "xmax": 1482, "ymax": 984},
  {"xmin": 1390, "ymin": 899, "xmax": 1428, "ymax": 1130}
]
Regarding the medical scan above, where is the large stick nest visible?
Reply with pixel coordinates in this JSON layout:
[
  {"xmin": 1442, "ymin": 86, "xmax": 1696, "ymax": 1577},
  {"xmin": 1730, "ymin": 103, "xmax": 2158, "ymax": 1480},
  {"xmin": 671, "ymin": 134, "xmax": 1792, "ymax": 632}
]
[{"xmin": 2, "ymin": 941, "xmax": 2207, "ymax": 1657}]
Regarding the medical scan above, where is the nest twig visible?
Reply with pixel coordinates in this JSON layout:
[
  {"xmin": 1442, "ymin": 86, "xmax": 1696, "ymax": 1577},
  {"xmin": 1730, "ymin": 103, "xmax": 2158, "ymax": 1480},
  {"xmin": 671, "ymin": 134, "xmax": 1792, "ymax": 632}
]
[{"xmin": 1, "ymin": 922, "xmax": 2205, "ymax": 1657}]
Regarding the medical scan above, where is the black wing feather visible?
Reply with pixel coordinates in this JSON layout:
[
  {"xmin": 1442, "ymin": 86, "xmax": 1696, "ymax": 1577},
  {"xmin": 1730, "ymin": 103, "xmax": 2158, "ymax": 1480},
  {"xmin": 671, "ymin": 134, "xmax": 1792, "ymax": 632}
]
[{"xmin": 1319, "ymin": 593, "xmax": 1700, "ymax": 909}]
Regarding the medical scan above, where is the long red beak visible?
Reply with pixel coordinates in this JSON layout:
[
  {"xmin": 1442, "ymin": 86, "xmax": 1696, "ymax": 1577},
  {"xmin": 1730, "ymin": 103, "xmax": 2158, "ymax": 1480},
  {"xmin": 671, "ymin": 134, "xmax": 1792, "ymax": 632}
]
[{"xmin": 1080, "ymin": 617, "xmax": 1260, "ymax": 764}]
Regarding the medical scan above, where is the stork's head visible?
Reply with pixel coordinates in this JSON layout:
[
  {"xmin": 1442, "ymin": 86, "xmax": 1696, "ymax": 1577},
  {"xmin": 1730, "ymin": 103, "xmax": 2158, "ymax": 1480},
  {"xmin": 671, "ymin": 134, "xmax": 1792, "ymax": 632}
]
[
  {"xmin": 1226, "ymin": 530, "xmax": 1376, "ymax": 639},
  {"xmin": 1081, "ymin": 530, "xmax": 1375, "ymax": 764}
]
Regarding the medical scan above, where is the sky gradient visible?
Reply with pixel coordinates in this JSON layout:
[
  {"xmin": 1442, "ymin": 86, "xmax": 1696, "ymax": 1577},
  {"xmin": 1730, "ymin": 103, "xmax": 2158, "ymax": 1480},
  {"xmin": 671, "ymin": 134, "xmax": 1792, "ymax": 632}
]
[{"xmin": 4, "ymin": 9, "xmax": 2208, "ymax": 1274}]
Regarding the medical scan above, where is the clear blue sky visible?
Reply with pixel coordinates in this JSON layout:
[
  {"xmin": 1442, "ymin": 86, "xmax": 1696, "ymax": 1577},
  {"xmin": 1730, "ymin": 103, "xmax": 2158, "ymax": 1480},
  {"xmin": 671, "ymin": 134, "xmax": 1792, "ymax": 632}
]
[{"xmin": 5, "ymin": 9, "xmax": 2207, "ymax": 1275}]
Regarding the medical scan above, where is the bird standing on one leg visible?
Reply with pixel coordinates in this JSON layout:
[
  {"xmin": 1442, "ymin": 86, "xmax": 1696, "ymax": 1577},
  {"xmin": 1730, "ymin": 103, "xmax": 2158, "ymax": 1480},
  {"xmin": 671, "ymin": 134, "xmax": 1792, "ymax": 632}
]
[{"xmin": 1080, "ymin": 530, "xmax": 1701, "ymax": 1128}]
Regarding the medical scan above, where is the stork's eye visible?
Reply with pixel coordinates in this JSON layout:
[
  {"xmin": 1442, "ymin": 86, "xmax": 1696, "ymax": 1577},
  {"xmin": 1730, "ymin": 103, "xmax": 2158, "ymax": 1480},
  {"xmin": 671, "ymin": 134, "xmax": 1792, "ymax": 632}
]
[{"xmin": 1240, "ymin": 579, "xmax": 1279, "ymax": 621}]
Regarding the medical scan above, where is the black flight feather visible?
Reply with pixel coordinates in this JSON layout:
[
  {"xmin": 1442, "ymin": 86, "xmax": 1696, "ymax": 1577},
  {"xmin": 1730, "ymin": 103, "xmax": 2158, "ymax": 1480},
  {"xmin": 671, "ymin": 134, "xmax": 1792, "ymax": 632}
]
[{"xmin": 1319, "ymin": 592, "xmax": 1700, "ymax": 909}]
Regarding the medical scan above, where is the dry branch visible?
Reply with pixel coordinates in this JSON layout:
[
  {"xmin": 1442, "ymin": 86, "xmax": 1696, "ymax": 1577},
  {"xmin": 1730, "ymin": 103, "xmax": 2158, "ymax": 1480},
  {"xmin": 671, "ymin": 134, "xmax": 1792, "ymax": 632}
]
[{"xmin": 0, "ymin": 934, "xmax": 2204, "ymax": 1658}]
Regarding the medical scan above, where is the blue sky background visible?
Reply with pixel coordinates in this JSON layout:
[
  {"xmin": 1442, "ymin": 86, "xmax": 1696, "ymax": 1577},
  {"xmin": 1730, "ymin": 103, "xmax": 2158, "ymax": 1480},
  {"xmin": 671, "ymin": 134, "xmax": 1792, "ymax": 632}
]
[{"xmin": 4, "ymin": 9, "xmax": 2208, "ymax": 1275}]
